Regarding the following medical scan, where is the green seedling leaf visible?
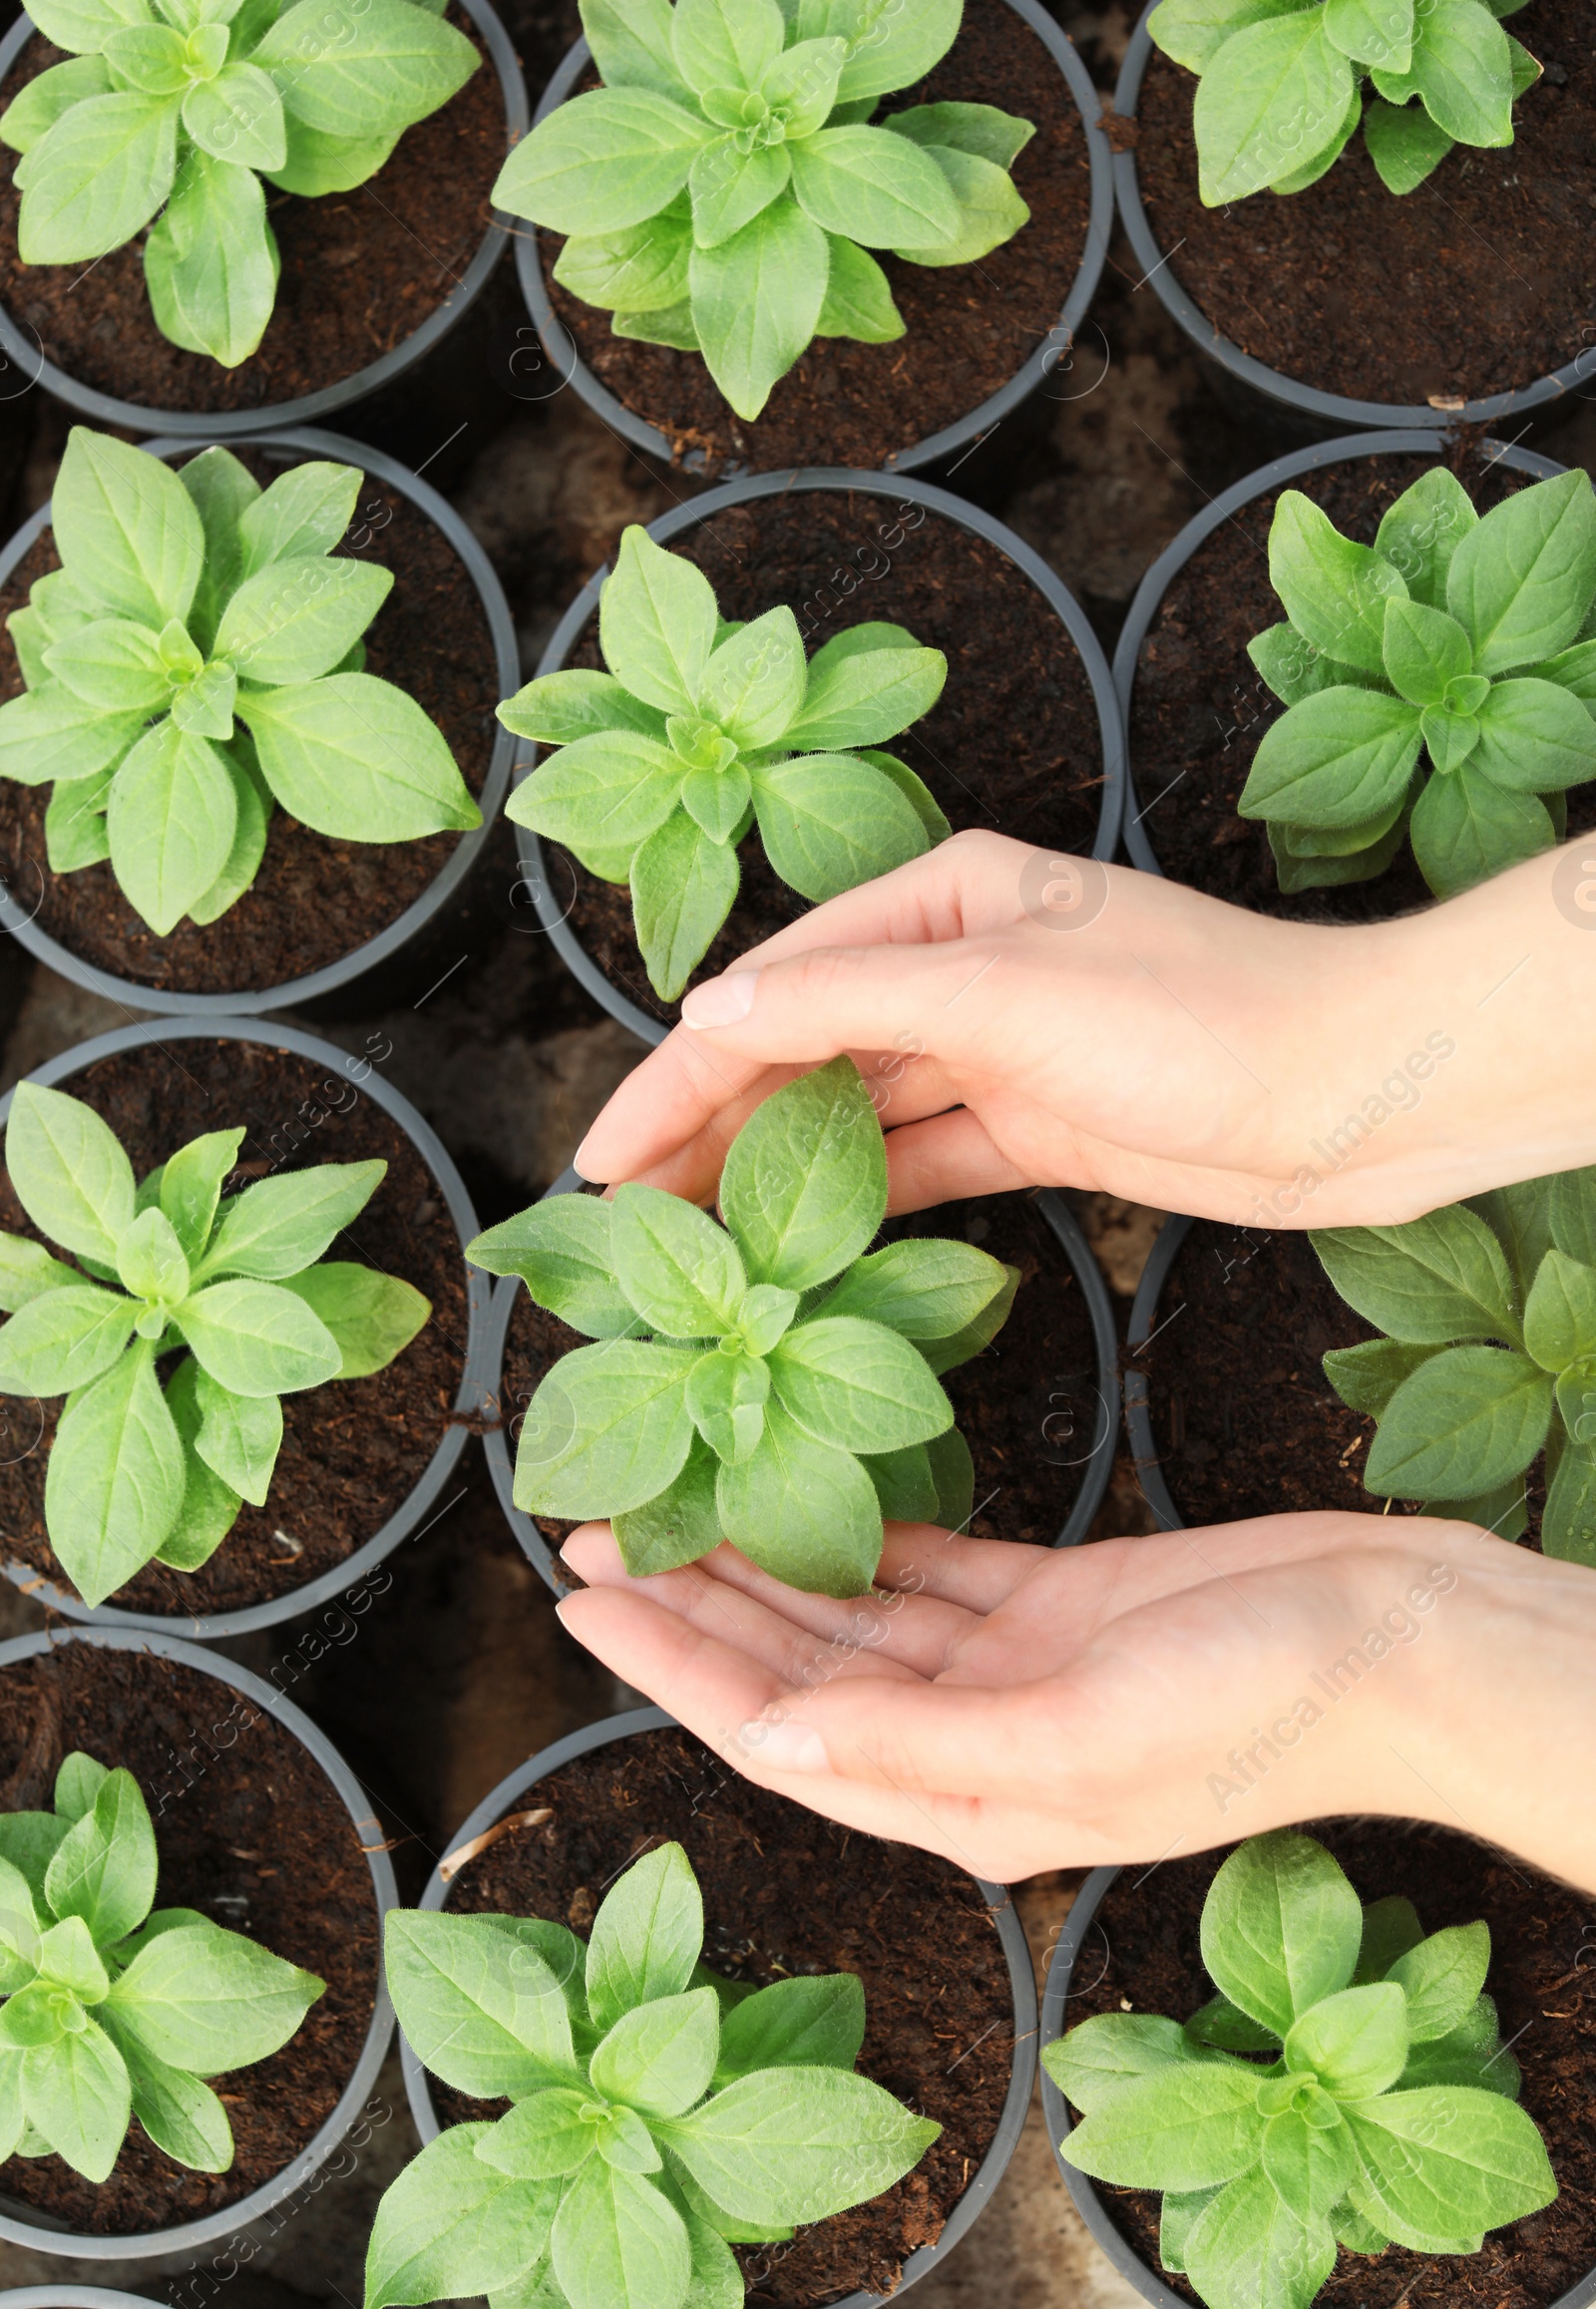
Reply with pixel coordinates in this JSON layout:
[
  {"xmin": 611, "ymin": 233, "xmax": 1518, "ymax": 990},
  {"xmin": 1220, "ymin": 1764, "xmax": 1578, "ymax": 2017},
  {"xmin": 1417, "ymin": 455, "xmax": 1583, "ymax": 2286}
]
[
  {"xmin": 365, "ymin": 2124, "xmax": 561, "ymax": 2309},
  {"xmin": 550, "ymin": 2150, "xmax": 692, "ymax": 2309},
  {"xmin": 720, "ymin": 1057, "xmax": 887, "ymax": 1291},
  {"xmin": 613, "ymin": 1433, "xmax": 725, "ymax": 1574},
  {"xmin": 1200, "ymin": 1831, "xmax": 1362, "ymax": 2037},
  {"xmin": 5, "ymin": 1080, "xmax": 136, "ymax": 1267},
  {"xmin": 588, "ymin": 1986, "xmax": 719, "ymax": 2118},
  {"xmin": 513, "ymin": 1342, "xmax": 697, "ymax": 1519},
  {"xmin": 0, "ymin": 1284, "xmax": 139, "ymax": 1397},
  {"xmin": 19, "ymin": 2016, "xmax": 130, "ymax": 2182},
  {"xmin": 44, "ymin": 1766, "xmax": 156, "ymax": 1946},
  {"xmin": 587, "ymin": 1841, "xmax": 702, "ymax": 2036},
  {"xmin": 199, "ymin": 1159, "xmax": 384, "ymax": 1281},
  {"xmin": 100, "ymin": 2010, "xmax": 232, "ymax": 2171},
  {"xmin": 175, "ymin": 1277, "xmax": 342, "ymax": 1396},
  {"xmin": 712, "ymin": 1972, "xmax": 864, "ymax": 2084},
  {"xmin": 611, "ymin": 1182, "xmax": 748, "ymax": 1337},
  {"xmin": 238, "ymin": 675, "xmax": 480, "ymax": 843},
  {"xmin": 1043, "ymin": 2013, "xmax": 1223, "ymax": 2115},
  {"xmin": 1523, "ymin": 1248, "xmax": 1596, "ymax": 1370},
  {"xmin": 45, "ymin": 1344, "xmax": 186, "ymax": 1607},
  {"xmin": 470, "ymin": 1198, "xmax": 637, "ymax": 1341},
  {"xmin": 768, "ymin": 1315, "xmax": 953, "ymax": 1452},
  {"xmin": 53, "ymin": 1753, "xmax": 109, "ymax": 1824},
  {"xmin": 1343, "ymin": 2088, "xmax": 1555, "ymax": 2249},
  {"xmin": 1447, "ymin": 470, "xmax": 1596, "ymax": 674},
  {"xmin": 1355, "ymin": 1895, "xmax": 1424, "ymax": 1983},
  {"xmin": 1363, "ymin": 1344, "xmax": 1552, "ymax": 1498},
  {"xmin": 1388, "ymin": 1923, "xmax": 1491, "ymax": 2044},
  {"xmin": 661, "ymin": 2064, "xmax": 940, "ymax": 2225},
  {"xmin": 276, "ymin": 1263, "xmax": 428, "ymax": 1380},
  {"xmin": 383, "ymin": 1913, "xmax": 578, "ymax": 2101},
  {"xmin": 1312, "ymin": 1207, "xmax": 1519, "ymax": 1344},
  {"xmin": 1375, "ymin": 467, "xmax": 1478, "ymax": 607},
  {"xmin": 716, "ymin": 1396, "xmax": 883, "ymax": 1596},
  {"xmin": 1186, "ymin": 2169, "xmax": 1337, "ymax": 2309},
  {"xmin": 105, "ymin": 1921, "xmax": 321, "ymax": 2074},
  {"xmin": 1284, "ymin": 1982, "xmax": 1408, "ymax": 2099},
  {"xmin": 1060, "ymin": 2058, "xmax": 1268, "ymax": 2192},
  {"xmin": 631, "ymin": 806, "xmax": 742, "ymax": 1002}
]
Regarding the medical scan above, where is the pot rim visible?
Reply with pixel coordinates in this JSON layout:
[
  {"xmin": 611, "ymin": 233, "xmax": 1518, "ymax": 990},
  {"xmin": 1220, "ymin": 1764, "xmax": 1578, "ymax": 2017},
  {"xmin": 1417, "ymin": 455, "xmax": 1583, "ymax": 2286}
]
[
  {"xmin": 0, "ymin": 1623, "xmax": 399, "ymax": 2261},
  {"xmin": 513, "ymin": 0, "xmax": 1113, "ymax": 477},
  {"xmin": 1112, "ymin": 430, "xmax": 1567, "ymax": 876},
  {"xmin": 1112, "ymin": 5, "xmax": 1596, "ymax": 435},
  {"xmin": 511, "ymin": 464, "xmax": 1125, "ymax": 1044},
  {"xmin": 481, "ymin": 1167, "xmax": 1120, "ymax": 1595},
  {"xmin": 0, "ymin": 0, "xmax": 529, "ymax": 438},
  {"xmin": 0, "ymin": 424, "xmax": 519, "ymax": 1015},
  {"xmin": 1038, "ymin": 1862, "xmax": 1596, "ymax": 2309},
  {"xmin": 398, "ymin": 1705, "xmax": 1038, "ymax": 2309},
  {"xmin": 0, "ymin": 1013, "xmax": 487, "ymax": 1638}
]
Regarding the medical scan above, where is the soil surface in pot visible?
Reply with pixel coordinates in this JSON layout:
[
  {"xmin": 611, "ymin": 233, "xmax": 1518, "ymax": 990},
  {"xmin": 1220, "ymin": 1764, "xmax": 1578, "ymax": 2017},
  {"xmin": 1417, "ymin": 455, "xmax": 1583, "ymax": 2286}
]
[
  {"xmin": 500, "ymin": 1188, "xmax": 1101, "ymax": 1571},
  {"xmin": 1132, "ymin": 0, "xmax": 1596, "ymax": 408},
  {"xmin": 548, "ymin": 489, "xmax": 1103, "ymax": 1027},
  {"xmin": 1060, "ymin": 1817, "xmax": 1596, "ymax": 2309},
  {"xmin": 433, "ymin": 1725, "xmax": 1015, "ymax": 2305},
  {"xmin": 1127, "ymin": 448, "xmax": 1596, "ymax": 922},
  {"xmin": 0, "ymin": 1038, "xmax": 468, "ymax": 1615},
  {"xmin": 0, "ymin": 9, "xmax": 505, "ymax": 415},
  {"xmin": 0, "ymin": 446, "xmax": 498, "ymax": 994},
  {"xmin": 0, "ymin": 1641, "xmax": 378, "ymax": 2233},
  {"xmin": 541, "ymin": 0, "xmax": 1095, "ymax": 472},
  {"xmin": 1137, "ymin": 1220, "xmax": 1545, "ymax": 1540}
]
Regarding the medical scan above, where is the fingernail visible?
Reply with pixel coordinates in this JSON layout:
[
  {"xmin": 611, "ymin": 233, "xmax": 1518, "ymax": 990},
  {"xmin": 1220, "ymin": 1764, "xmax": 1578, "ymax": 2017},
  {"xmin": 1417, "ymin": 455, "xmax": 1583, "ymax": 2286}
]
[
  {"xmin": 572, "ymin": 1135, "xmax": 598, "ymax": 1180},
  {"xmin": 757, "ymin": 1722, "xmax": 828, "ymax": 1773},
  {"xmin": 681, "ymin": 970, "xmax": 758, "ymax": 1028}
]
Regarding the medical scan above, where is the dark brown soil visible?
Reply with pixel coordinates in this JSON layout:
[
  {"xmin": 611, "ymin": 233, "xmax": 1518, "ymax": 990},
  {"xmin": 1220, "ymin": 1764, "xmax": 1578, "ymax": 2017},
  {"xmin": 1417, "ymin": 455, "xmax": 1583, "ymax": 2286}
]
[
  {"xmin": 499, "ymin": 1187, "xmax": 1102, "ymax": 1570},
  {"xmin": 1136, "ymin": 1219, "xmax": 1546, "ymax": 1541},
  {"xmin": 1059, "ymin": 1817, "xmax": 1596, "ymax": 2309},
  {"xmin": 0, "ymin": 10, "xmax": 507, "ymax": 414},
  {"xmin": 548, "ymin": 489, "xmax": 1104, "ymax": 1029},
  {"xmin": 1126, "ymin": 447, "xmax": 1596, "ymax": 922},
  {"xmin": 432, "ymin": 1724, "xmax": 1015, "ymax": 2306},
  {"xmin": 0, "ymin": 1038, "xmax": 469, "ymax": 1616},
  {"xmin": 542, "ymin": 0, "xmax": 1096, "ymax": 472},
  {"xmin": 0, "ymin": 1641, "xmax": 378, "ymax": 2233},
  {"xmin": 0, "ymin": 445, "xmax": 499, "ymax": 994},
  {"xmin": 1133, "ymin": 0, "xmax": 1596, "ymax": 409}
]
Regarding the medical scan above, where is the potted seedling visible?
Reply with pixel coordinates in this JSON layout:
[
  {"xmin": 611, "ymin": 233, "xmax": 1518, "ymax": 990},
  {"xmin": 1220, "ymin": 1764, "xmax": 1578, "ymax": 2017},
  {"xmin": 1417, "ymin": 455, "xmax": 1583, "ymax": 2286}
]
[
  {"xmin": 0, "ymin": 424, "xmax": 517, "ymax": 1014},
  {"xmin": 0, "ymin": 0, "xmax": 529, "ymax": 432},
  {"xmin": 1111, "ymin": 0, "xmax": 1594, "ymax": 429},
  {"xmin": 1040, "ymin": 1829, "xmax": 1578, "ymax": 2309},
  {"xmin": 470, "ymin": 1058, "xmax": 1016, "ymax": 1597},
  {"xmin": 1115, "ymin": 431, "xmax": 1593, "ymax": 922},
  {"xmin": 0, "ymin": 1623, "xmax": 398, "ymax": 2254},
  {"xmin": 502, "ymin": 523, "xmax": 951, "ymax": 1003},
  {"xmin": 502, "ymin": 0, "xmax": 1111, "ymax": 475},
  {"xmin": 389, "ymin": 1709, "xmax": 1038, "ymax": 2306},
  {"xmin": 507, "ymin": 469, "xmax": 1123, "ymax": 1038},
  {"xmin": 368, "ymin": 1837, "xmax": 941, "ymax": 2308},
  {"xmin": 0, "ymin": 1014, "xmax": 485, "ymax": 1638}
]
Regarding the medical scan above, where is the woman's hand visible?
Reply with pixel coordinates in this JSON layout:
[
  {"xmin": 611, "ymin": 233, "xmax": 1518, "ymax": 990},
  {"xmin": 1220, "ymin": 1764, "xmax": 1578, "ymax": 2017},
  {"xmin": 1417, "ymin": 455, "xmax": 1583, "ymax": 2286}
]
[
  {"xmin": 574, "ymin": 831, "xmax": 1596, "ymax": 1230},
  {"xmin": 558, "ymin": 1513, "xmax": 1596, "ymax": 1894}
]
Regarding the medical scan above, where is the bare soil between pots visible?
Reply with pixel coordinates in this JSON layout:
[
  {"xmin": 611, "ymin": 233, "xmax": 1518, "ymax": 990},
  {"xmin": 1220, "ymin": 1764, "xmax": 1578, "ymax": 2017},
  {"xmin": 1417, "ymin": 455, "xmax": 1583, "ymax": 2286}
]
[
  {"xmin": 550, "ymin": 488, "xmax": 1103, "ymax": 1029},
  {"xmin": 0, "ymin": 8, "xmax": 506, "ymax": 415},
  {"xmin": 501, "ymin": 1187, "xmax": 1098, "ymax": 1570},
  {"xmin": 0, "ymin": 1037, "xmax": 468, "ymax": 1616},
  {"xmin": 431, "ymin": 1724, "xmax": 1013, "ymax": 2306},
  {"xmin": 0, "ymin": 1641, "xmax": 378, "ymax": 2235},
  {"xmin": 1126, "ymin": 448, "xmax": 1596, "ymax": 923},
  {"xmin": 1132, "ymin": 0, "xmax": 1596, "ymax": 410},
  {"xmin": 542, "ymin": 0, "xmax": 1095, "ymax": 473},
  {"xmin": 0, "ymin": 446, "xmax": 498, "ymax": 994},
  {"xmin": 1061, "ymin": 1817, "xmax": 1596, "ymax": 2309}
]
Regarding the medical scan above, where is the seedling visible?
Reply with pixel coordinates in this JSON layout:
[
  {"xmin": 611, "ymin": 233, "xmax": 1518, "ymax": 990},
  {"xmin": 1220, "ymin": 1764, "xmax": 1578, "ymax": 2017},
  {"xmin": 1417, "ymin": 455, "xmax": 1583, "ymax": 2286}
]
[
  {"xmin": 1148, "ymin": 0, "xmax": 1542, "ymax": 203},
  {"xmin": 1236, "ymin": 468, "xmax": 1596, "ymax": 900},
  {"xmin": 0, "ymin": 0, "xmax": 478, "ymax": 366},
  {"xmin": 0, "ymin": 428, "xmax": 481, "ymax": 938},
  {"xmin": 367, "ymin": 1838, "xmax": 939, "ymax": 2309},
  {"xmin": 1314, "ymin": 1165, "xmax": 1596, "ymax": 1562},
  {"xmin": 469, "ymin": 1056, "xmax": 1014, "ymax": 1597},
  {"xmin": 501, "ymin": 525, "xmax": 949, "ymax": 999},
  {"xmin": 0, "ymin": 1080, "xmax": 431, "ymax": 1605},
  {"xmin": 1044, "ymin": 1830, "xmax": 1556, "ymax": 2309},
  {"xmin": 491, "ymin": 0, "xmax": 1034, "ymax": 420},
  {"xmin": 0, "ymin": 1748, "xmax": 322, "ymax": 2182}
]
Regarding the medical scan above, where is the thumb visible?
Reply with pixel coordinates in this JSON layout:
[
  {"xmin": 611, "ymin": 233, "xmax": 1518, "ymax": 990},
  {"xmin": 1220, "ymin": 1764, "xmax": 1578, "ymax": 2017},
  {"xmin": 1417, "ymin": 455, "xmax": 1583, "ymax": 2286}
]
[{"xmin": 678, "ymin": 937, "xmax": 1012, "ymax": 1066}]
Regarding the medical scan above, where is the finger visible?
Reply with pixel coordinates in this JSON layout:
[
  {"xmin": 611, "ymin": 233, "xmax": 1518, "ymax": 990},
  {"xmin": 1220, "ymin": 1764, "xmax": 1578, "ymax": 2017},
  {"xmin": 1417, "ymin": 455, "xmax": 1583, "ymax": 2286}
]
[
  {"xmin": 714, "ymin": 828, "xmax": 1033, "ymax": 963},
  {"xmin": 874, "ymin": 1523, "xmax": 1051, "ymax": 1613},
  {"xmin": 882, "ymin": 1108, "xmax": 1032, "ymax": 1209}
]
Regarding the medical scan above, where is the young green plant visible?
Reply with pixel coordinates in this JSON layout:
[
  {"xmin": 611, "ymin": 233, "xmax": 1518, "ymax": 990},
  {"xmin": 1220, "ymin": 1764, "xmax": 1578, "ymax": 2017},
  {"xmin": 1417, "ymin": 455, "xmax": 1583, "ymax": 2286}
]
[
  {"xmin": 469, "ymin": 1056, "xmax": 1014, "ymax": 1597},
  {"xmin": 366, "ymin": 1838, "xmax": 939, "ymax": 2309},
  {"xmin": 491, "ymin": 0, "xmax": 1034, "ymax": 420},
  {"xmin": 0, "ymin": 1748, "xmax": 322, "ymax": 2182},
  {"xmin": 1236, "ymin": 467, "xmax": 1596, "ymax": 900},
  {"xmin": 1313, "ymin": 1165, "xmax": 1596, "ymax": 1562},
  {"xmin": 500, "ymin": 524, "xmax": 950, "ymax": 1000},
  {"xmin": 1148, "ymin": 0, "xmax": 1541, "ymax": 203},
  {"xmin": 0, "ymin": 428, "xmax": 481, "ymax": 938},
  {"xmin": 0, "ymin": 0, "xmax": 478, "ymax": 366},
  {"xmin": 0, "ymin": 1079, "xmax": 431, "ymax": 1606},
  {"xmin": 1044, "ymin": 1830, "xmax": 1556, "ymax": 2309}
]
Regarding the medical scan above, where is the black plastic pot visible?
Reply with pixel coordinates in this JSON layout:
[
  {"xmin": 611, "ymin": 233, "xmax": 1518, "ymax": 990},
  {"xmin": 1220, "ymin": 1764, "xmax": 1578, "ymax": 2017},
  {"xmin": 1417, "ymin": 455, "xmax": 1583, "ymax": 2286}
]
[
  {"xmin": 0, "ymin": 1624, "xmax": 398, "ymax": 2263},
  {"xmin": 1114, "ymin": 431, "xmax": 1564, "ymax": 880},
  {"xmin": 514, "ymin": 0, "xmax": 1112, "ymax": 479},
  {"xmin": 0, "ymin": 426, "xmax": 518, "ymax": 1018},
  {"xmin": 517, "ymin": 467, "xmax": 1125, "ymax": 1045},
  {"xmin": 1112, "ymin": 6, "xmax": 1596, "ymax": 438},
  {"xmin": 0, "ymin": 0, "xmax": 528, "ymax": 439},
  {"xmin": 0, "ymin": 1014, "xmax": 487, "ymax": 1639},
  {"xmin": 400, "ymin": 1706, "xmax": 1037, "ymax": 2306},
  {"xmin": 1123, "ymin": 1211, "xmax": 1194, "ymax": 1532},
  {"xmin": 1039, "ymin": 1865, "xmax": 1596, "ymax": 2309},
  {"xmin": 481, "ymin": 1166, "xmax": 1120, "ymax": 1597}
]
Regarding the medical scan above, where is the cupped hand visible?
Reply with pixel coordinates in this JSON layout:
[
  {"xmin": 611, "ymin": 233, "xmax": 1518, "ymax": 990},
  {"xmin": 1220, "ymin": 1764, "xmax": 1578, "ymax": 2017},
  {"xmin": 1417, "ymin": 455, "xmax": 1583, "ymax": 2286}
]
[
  {"xmin": 557, "ymin": 1512, "xmax": 1596, "ymax": 1893},
  {"xmin": 572, "ymin": 830, "xmax": 1578, "ymax": 1229}
]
